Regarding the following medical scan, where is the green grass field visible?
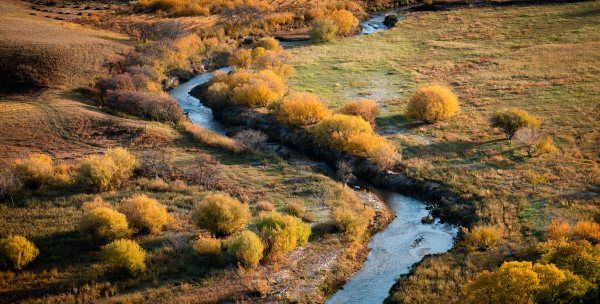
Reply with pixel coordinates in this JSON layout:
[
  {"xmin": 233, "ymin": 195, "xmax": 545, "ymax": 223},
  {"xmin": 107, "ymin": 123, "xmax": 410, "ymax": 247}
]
[{"xmin": 289, "ymin": 3, "xmax": 599, "ymax": 301}]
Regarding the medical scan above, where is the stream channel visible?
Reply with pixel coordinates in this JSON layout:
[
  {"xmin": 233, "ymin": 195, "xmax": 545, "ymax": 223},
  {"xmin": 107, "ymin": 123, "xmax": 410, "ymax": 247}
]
[{"xmin": 169, "ymin": 10, "xmax": 457, "ymax": 303}]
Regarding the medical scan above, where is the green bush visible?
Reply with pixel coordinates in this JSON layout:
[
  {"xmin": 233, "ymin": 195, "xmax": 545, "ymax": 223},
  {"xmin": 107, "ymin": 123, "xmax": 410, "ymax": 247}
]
[
  {"xmin": 491, "ymin": 108, "xmax": 541, "ymax": 139},
  {"xmin": 192, "ymin": 193, "xmax": 251, "ymax": 237},
  {"xmin": 254, "ymin": 212, "xmax": 311, "ymax": 257},
  {"xmin": 101, "ymin": 239, "xmax": 146, "ymax": 275},
  {"xmin": 79, "ymin": 207, "xmax": 130, "ymax": 242},
  {"xmin": 77, "ymin": 148, "xmax": 137, "ymax": 192},
  {"xmin": 228, "ymin": 230, "xmax": 263, "ymax": 269},
  {"xmin": 13, "ymin": 153, "xmax": 54, "ymax": 189},
  {"xmin": 332, "ymin": 207, "xmax": 370, "ymax": 241},
  {"xmin": 310, "ymin": 19, "xmax": 339, "ymax": 43},
  {"xmin": 120, "ymin": 194, "xmax": 169, "ymax": 234},
  {"xmin": 0, "ymin": 236, "xmax": 39, "ymax": 270}
]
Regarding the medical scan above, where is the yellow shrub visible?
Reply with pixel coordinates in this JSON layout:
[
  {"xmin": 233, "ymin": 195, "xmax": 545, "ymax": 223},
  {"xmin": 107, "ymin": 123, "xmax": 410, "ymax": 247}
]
[
  {"xmin": 274, "ymin": 92, "xmax": 331, "ymax": 126},
  {"xmin": 206, "ymin": 81, "xmax": 232, "ymax": 106},
  {"xmin": 192, "ymin": 193, "xmax": 250, "ymax": 237},
  {"xmin": 490, "ymin": 108, "xmax": 541, "ymax": 139},
  {"xmin": 547, "ymin": 220, "xmax": 571, "ymax": 241},
  {"xmin": 13, "ymin": 153, "xmax": 54, "ymax": 189},
  {"xmin": 572, "ymin": 221, "xmax": 600, "ymax": 243},
  {"xmin": 282, "ymin": 201, "xmax": 306, "ymax": 218},
  {"xmin": 77, "ymin": 148, "xmax": 137, "ymax": 192},
  {"xmin": 406, "ymin": 84, "xmax": 459, "ymax": 123},
  {"xmin": 536, "ymin": 136, "xmax": 558, "ymax": 156},
  {"xmin": 344, "ymin": 132, "xmax": 400, "ymax": 170},
  {"xmin": 252, "ymin": 50, "xmax": 294, "ymax": 78},
  {"xmin": 0, "ymin": 236, "xmax": 39, "ymax": 270},
  {"xmin": 79, "ymin": 207, "xmax": 130, "ymax": 242},
  {"xmin": 252, "ymin": 47, "xmax": 267, "ymax": 59},
  {"xmin": 328, "ymin": 10, "xmax": 359, "ymax": 35},
  {"xmin": 228, "ymin": 48, "xmax": 253, "ymax": 69},
  {"xmin": 193, "ymin": 236, "xmax": 222, "ymax": 256},
  {"xmin": 332, "ymin": 207, "xmax": 369, "ymax": 241},
  {"xmin": 120, "ymin": 195, "xmax": 169, "ymax": 234},
  {"xmin": 232, "ymin": 70, "xmax": 286, "ymax": 108},
  {"xmin": 311, "ymin": 114, "xmax": 373, "ymax": 148},
  {"xmin": 340, "ymin": 99, "xmax": 378, "ymax": 126},
  {"xmin": 255, "ymin": 201, "xmax": 275, "ymax": 212},
  {"xmin": 228, "ymin": 230, "xmax": 263, "ymax": 269},
  {"xmin": 101, "ymin": 239, "xmax": 146, "ymax": 275},
  {"xmin": 254, "ymin": 212, "xmax": 311, "ymax": 257},
  {"xmin": 464, "ymin": 225, "xmax": 501, "ymax": 251},
  {"xmin": 253, "ymin": 37, "xmax": 282, "ymax": 51}
]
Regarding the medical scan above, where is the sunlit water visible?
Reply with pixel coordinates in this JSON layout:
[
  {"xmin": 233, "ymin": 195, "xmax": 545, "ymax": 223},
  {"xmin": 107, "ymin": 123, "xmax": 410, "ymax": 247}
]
[
  {"xmin": 327, "ymin": 192, "xmax": 457, "ymax": 304},
  {"xmin": 360, "ymin": 13, "xmax": 389, "ymax": 34},
  {"xmin": 169, "ymin": 67, "xmax": 231, "ymax": 135}
]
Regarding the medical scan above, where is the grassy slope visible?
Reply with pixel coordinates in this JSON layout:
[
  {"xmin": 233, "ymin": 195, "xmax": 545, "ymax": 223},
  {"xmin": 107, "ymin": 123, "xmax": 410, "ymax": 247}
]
[{"xmin": 289, "ymin": 2, "xmax": 599, "ymax": 302}]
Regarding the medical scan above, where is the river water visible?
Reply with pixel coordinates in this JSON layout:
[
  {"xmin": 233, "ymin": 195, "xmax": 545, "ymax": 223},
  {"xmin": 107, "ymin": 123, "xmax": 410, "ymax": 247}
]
[{"xmin": 169, "ymin": 10, "xmax": 457, "ymax": 304}]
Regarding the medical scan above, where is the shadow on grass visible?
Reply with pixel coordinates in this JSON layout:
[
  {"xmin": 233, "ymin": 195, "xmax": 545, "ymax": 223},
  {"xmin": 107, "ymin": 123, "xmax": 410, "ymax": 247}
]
[{"xmin": 376, "ymin": 114, "xmax": 429, "ymax": 131}]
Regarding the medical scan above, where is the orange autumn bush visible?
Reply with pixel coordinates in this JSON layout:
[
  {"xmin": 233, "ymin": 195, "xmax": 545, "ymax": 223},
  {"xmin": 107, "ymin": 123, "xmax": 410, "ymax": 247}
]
[
  {"xmin": 406, "ymin": 84, "xmax": 459, "ymax": 123},
  {"xmin": 340, "ymin": 99, "xmax": 378, "ymax": 126},
  {"xmin": 274, "ymin": 92, "xmax": 331, "ymax": 126}
]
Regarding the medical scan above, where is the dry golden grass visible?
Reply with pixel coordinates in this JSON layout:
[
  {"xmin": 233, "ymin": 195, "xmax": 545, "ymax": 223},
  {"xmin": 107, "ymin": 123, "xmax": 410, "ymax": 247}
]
[{"xmin": 0, "ymin": 0, "xmax": 130, "ymax": 90}]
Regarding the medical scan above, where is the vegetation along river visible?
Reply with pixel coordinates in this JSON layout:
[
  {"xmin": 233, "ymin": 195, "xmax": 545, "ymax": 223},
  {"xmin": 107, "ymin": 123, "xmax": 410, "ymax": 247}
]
[{"xmin": 169, "ymin": 10, "xmax": 457, "ymax": 304}]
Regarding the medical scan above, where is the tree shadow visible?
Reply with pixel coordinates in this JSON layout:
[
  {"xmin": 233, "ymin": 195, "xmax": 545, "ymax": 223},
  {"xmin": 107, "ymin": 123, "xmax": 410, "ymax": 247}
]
[{"xmin": 376, "ymin": 114, "xmax": 428, "ymax": 131}]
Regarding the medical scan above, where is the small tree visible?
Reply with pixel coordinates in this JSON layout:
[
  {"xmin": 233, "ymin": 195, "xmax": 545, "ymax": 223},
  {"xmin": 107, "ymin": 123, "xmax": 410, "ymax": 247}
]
[
  {"xmin": 406, "ymin": 85, "xmax": 459, "ymax": 123},
  {"xmin": 79, "ymin": 207, "xmax": 130, "ymax": 242},
  {"xmin": 101, "ymin": 239, "xmax": 146, "ymax": 275},
  {"xmin": 13, "ymin": 153, "xmax": 54, "ymax": 190},
  {"xmin": 340, "ymin": 99, "xmax": 378, "ymax": 126},
  {"xmin": 192, "ymin": 193, "xmax": 250, "ymax": 237},
  {"xmin": 525, "ymin": 170, "xmax": 549, "ymax": 191},
  {"xmin": 228, "ymin": 230, "xmax": 263, "ymax": 269},
  {"xmin": 491, "ymin": 108, "xmax": 541, "ymax": 139},
  {"xmin": 515, "ymin": 129, "xmax": 557, "ymax": 158},
  {"xmin": 310, "ymin": 19, "xmax": 339, "ymax": 43},
  {"xmin": 0, "ymin": 236, "xmax": 39, "ymax": 270},
  {"xmin": 273, "ymin": 92, "xmax": 331, "ymax": 126},
  {"xmin": 120, "ymin": 194, "xmax": 169, "ymax": 234}
]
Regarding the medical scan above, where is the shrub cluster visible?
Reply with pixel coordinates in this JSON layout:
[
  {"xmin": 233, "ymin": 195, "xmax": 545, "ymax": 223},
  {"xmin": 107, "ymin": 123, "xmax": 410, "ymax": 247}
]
[
  {"xmin": 273, "ymin": 92, "xmax": 331, "ymax": 126},
  {"xmin": 233, "ymin": 129, "xmax": 268, "ymax": 151},
  {"xmin": 120, "ymin": 195, "xmax": 169, "ymax": 234},
  {"xmin": 406, "ymin": 84, "xmax": 459, "ymax": 123},
  {"xmin": 311, "ymin": 114, "xmax": 400, "ymax": 170},
  {"xmin": 254, "ymin": 212, "xmax": 311, "ymax": 257},
  {"xmin": 101, "ymin": 239, "xmax": 146, "ymax": 275},
  {"xmin": 0, "ymin": 236, "xmax": 39, "ymax": 270},
  {"xmin": 310, "ymin": 19, "xmax": 339, "ymax": 43},
  {"xmin": 207, "ymin": 69, "xmax": 286, "ymax": 108},
  {"xmin": 77, "ymin": 148, "xmax": 138, "ymax": 192},
  {"xmin": 103, "ymin": 90, "xmax": 183, "ymax": 123},
  {"xmin": 462, "ymin": 261, "xmax": 594, "ymax": 304},
  {"xmin": 192, "ymin": 193, "xmax": 251, "ymax": 237},
  {"xmin": 310, "ymin": 9, "xmax": 359, "ymax": 42},
  {"xmin": 328, "ymin": 187, "xmax": 375, "ymax": 241},
  {"xmin": 79, "ymin": 207, "xmax": 131, "ymax": 242}
]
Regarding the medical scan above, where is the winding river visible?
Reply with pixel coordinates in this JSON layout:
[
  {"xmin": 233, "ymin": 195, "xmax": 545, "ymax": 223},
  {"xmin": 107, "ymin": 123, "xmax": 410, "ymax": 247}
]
[{"xmin": 169, "ymin": 10, "xmax": 457, "ymax": 303}]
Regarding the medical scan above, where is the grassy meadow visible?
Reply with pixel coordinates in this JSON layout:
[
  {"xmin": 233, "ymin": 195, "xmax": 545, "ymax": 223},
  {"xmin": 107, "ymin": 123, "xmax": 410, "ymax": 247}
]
[{"xmin": 288, "ymin": 1, "xmax": 600, "ymax": 302}]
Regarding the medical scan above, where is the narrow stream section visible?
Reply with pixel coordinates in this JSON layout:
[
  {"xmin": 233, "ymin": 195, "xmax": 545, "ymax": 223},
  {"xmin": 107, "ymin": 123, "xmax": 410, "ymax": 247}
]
[{"xmin": 169, "ymin": 10, "xmax": 456, "ymax": 303}]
